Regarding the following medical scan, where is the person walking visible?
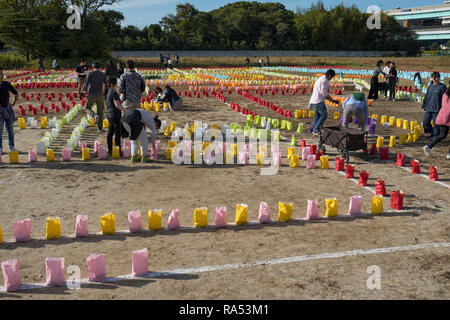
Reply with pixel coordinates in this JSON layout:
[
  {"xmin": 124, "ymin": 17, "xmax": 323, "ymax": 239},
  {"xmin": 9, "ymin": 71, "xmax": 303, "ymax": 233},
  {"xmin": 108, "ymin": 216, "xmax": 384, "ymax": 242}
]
[
  {"xmin": 423, "ymin": 80, "xmax": 450, "ymax": 159},
  {"xmin": 245, "ymin": 57, "xmax": 250, "ymax": 66},
  {"xmin": 388, "ymin": 62, "xmax": 398, "ymax": 101},
  {"xmin": 38, "ymin": 56, "xmax": 45, "ymax": 72},
  {"xmin": 76, "ymin": 59, "xmax": 89, "ymax": 97},
  {"xmin": 414, "ymin": 71, "xmax": 422, "ymax": 91},
  {"xmin": 175, "ymin": 54, "xmax": 179, "ymax": 65},
  {"xmin": 52, "ymin": 58, "xmax": 60, "ymax": 70},
  {"xmin": 160, "ymin": 53, "xmax": 164, "ymax": 66},
  {"xmin": 422, "ymin": 72, "xmax": 447, "ymax": 139},
  {"xmin": 118, "ymin": 59, "xmax": 146, "ymax": 112},
  {"xmin": 309, "ymin": 69, "xmax": 340, "ymax": 136},
  {"xmin": 105, "ymin": 60, "xmax": 117, "ymax": 79},
  {"xmin": 0, "ymin": 68, "xmax": 19, "ymax": 154},
  {"xmin": 368, "ymin": 60, "xmax": 385, "ymax": 100},
  {"xmin": 82, "ymin": 62, "xmax": 107, "ymax": 132}
]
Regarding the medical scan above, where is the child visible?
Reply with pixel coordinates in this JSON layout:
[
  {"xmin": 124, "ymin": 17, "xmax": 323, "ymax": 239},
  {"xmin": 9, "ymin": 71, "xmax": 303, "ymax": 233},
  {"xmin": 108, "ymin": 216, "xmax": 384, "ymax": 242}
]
[
  {"xmin": 423, "ymin": 80, "xmax": 450, "ymax": 159},
  {"xmin": 120, "ymin": 109, "xmax": 161, "ymax": 163},
  {"xmin": 422, "ymin": 72, "xmax": 447, "ymax": 138},
  {"xmin": 105, "ymin": 78, "xmax": 126, "ymax": 156}
]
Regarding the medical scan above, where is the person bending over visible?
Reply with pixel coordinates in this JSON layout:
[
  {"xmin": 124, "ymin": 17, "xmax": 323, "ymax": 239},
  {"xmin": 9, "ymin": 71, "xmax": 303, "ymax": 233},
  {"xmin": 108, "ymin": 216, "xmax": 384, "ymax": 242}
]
[
  {"xmin": 120, "ymin": 109, "xmax": 161, "ymax": 163},
  {"xmin": 342, "ymin": 91, "xmax": 368, "ymax": 131},
  {"xmin": 154, "ymin": 85, "xmax": 183, "ymax": 111}
]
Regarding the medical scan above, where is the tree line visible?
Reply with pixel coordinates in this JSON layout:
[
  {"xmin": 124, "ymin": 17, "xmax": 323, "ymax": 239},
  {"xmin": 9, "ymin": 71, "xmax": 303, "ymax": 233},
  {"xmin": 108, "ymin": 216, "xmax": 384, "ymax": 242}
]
[{"xmin": 0, "ymin": 0, "xmax": 421, "ymax": 63}]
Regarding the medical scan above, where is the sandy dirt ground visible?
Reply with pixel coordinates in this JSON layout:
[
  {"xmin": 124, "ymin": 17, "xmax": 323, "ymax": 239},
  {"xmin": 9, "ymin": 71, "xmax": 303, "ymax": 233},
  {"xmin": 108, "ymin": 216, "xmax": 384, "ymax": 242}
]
[{"xmin": 0, "ymin": 79, "xmax": 448, "ymax": 300}]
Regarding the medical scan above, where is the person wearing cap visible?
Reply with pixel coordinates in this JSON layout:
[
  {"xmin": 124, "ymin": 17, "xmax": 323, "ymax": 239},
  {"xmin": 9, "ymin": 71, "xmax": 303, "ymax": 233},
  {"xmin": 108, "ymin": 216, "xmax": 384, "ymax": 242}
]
[
  {"xmin": 83, "ymin": 62, "xmax": 107, "ymax": 132},
  {"xmin": 341, "ymin": 91, "xmax": 369, "ymax": 131}
]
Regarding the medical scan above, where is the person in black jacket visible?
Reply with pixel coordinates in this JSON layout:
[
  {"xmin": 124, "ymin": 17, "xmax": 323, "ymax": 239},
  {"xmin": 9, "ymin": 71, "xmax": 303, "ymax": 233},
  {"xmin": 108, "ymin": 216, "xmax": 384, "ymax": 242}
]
[
  {"xmin": 0, "ymin": 68, "xmax": 19, "ymax": 154},
  {"xmin": 422, "ymin": 72, "xmax": 447, "ymax": 138},
  {"xmin": 368, "ymin": 60, "xmax": 385, "ymax": 100},
  {"xmin": 105, "ymin": 60, "xmax": 117, "ymax": 79},
  {"xmin": 154, "ymin": 85, "xmax": 183, "ymax": 111},
  {"xmin": 105, "ymin": 78, "xmax": 126, "ymax": 155},
  {"xmin": 388, "ymin": 62, "xmax": 398, "ymax": 101}
]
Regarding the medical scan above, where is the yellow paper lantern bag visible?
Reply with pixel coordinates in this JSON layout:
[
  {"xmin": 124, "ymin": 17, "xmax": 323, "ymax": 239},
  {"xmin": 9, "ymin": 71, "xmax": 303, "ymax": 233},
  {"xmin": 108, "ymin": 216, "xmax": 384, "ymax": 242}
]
[
  {"xmin": 371, "ymin": 114, "xmax": 378, "ymax": 120},
  {"xmin": 46, "ymin": 149, "xmax": 55, "ymax": 162},
  {"xmin": 82, "ymin": 148, "xmax": 91, "ymax": 161},
  {"xmin": 41, "ymin": 116, "xmax": 47, "ymax": 129},
  {"xmin": 112, "ymin": 146, "xmax": 120, "ymax": 159},
  {"xmin": 101, "ymin": 213, "xmax": 115, "ymax": 235},
  {"xmin": 164, "ymin": 126, "xmax": 170, "ymax": 136},
  {"xmin": 325, "ymin": 198, "xmax": 338, "ymax": 218},
  {"xmin": 308, "ymin": 110, "xmax": 315, "ymax": 119},
  {"xmin": 290, "ymin": 155, "xmax": 299, "ymax": 168},
  {"xmin": 333, "ymin": 111, "xmax": 340, "ymax": 120},
  {"xmin": 0, "ymin": 225, "xmax": 3, "ymax": 243},
  {"xmin": 389, "ymin": 116, "xmax": 396, "ymax": 126},
  {"xmin": 398, "ymin": 134, "xmax": 407, "ymax": 145},
  {"xmin": 287, "ymin": 147, "xmax": 295, "ymax": 160},
  {"xmin": 376, "ymin": 136, "xmax": 384, "ymax": 148},
  {"xmin": 18, "ymin": 118, "xmax": 26, "ymax": 129},
  {"xmin": 402, "ymin": 120, "xmax": 409, "ymax": 130},
  {"xmin": 371, "ymin": 196, "xmax": 383, "ymax": 215},
  {"xmin": 163, "ymin": 102, "xmax": 169, "ymax": 110},
  {"xmin": 89, "ymin": 118, "xmax": 95, "ymax": 127},
  {"xmin": 166, "ymin": 148, "xmax": 173, "ymax": 160},
  {"xmin": 9, "ymin": 151, "xmax": 19, "ymax": 164},
  {"xmin": 407, "ymin": 133, "xmax": 413, "ymax": 143},
  {"xmin": 168, "ymin": 140, "xmax": 178, "ymax": 148},
  {"xmin": 389, "ymin": 136, "xmax": 396, "ymax": 148},
  {"xmin": 302, "ymin": 110, "xmax": 307, "ymax": 118},
  {"xmin": 148, "ymin": 209, "xmax": 162, "ymax": 231},
  {"xmin": 257, "ymin": 152, "xmax": 265, "ymax": 166},
  {"xmin": 169, "ymin": 122, "xmax": 176, "ymax": 132},
  {"xmin": 381, "ymin": 115, "xmax": 387, "ymax": 125},
  {"xmin": 278, "ymin": 202, "xmax": 294, "ymax": 223},
  {"xmin": 235, "ymin": 204, "xmax": 248, "ymax": 226},
  {"xmin": 396, "ymin": 118, "xmax": 402, "ymax": 128},
  {"xmin": 295, "ymin": 110, "xmax": 301, "ymax": 119},
  {"xmin": 320, "ymin": 155, "xmax": 329, "ymax": 169},
  {"xmin": 103, "ymin": 119, "xmax": 109, "ymax": 129},
  {"xmin": 155, "ymin": 103, "xmax": 161, "ymax": 112},
  {"xmin": 410, "ymin": 121, "xmax": 417, "ymax": 131},
  {"xmin": 194, "ymin": 207, "xmax": 208, "ymax": 228},
  {"xmin": 45, "ymin": 217, "xmax": 61, "ymax": 240}
]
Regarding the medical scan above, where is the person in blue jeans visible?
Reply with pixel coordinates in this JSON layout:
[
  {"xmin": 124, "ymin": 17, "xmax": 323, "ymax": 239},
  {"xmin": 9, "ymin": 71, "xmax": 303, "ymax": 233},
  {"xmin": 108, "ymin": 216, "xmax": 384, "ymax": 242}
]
[
  {"xmin": 0, "ymin": 68, "xmax": 19, "ymax": 154},
  {"xmin": 309, "ymin": 69, "xmax": 340, "ymax": 136},
  {"xmin": 422, "ymin": 72, "xmax": 447, "ymax": 139}
]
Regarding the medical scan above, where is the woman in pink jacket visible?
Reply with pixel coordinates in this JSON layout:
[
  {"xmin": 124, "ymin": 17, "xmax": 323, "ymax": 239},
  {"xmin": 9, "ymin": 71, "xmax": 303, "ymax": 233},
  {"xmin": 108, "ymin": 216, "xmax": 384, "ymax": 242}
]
[{"xmin": 423, "ymin": 81, "xmax": 450, "ymax": 159}]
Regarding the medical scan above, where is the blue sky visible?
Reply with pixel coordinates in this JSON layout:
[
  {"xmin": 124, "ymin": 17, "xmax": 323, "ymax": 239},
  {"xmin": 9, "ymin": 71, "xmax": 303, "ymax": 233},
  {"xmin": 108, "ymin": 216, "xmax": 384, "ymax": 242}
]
[{"xmin": 108, "ymin": 0, "xmax": 445, "ymax": 27}]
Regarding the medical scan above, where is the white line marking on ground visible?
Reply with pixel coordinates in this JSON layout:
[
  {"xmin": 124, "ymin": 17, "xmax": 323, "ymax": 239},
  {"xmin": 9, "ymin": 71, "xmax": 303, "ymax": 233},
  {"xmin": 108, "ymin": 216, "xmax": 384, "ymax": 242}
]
[
  {"xmin": 2, "ymin": 242, "xmax": 448, "ymax": 292},
  {"xmin": 398, "ymin": 166, "xmax": 450, "ymax": 189}
]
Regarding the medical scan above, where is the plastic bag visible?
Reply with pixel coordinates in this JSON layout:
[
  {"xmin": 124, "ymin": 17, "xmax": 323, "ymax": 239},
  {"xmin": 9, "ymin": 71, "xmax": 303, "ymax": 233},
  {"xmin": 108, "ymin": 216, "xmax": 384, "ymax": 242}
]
[
  {"xmin": 128, "ymin": 210, "xmax": 142, "ymax": 233},
  {"xmin": 45, "ymin": 258, "xmax": 65, "ymax": 286},
  {"xmin": 194, "ymin": 207, "xmax": 208, "ymax": 228},
  {"xmin": 45, "ymin": 217, "xmax": 61, "ymax": 240},
  {"xmin": 278, "ymin": 202, "xmax": 294, "ymax": 223},
  {"xmin": 325, "ymin": 198, "xmax": 338, "ymax": 218},
  {"xmin": 371, "ymin": 196, "xmax": 383, "ymax": 215},
  {"xmin": 348, "ymin": 195, "xmax": 362, "ymax": 215},
  {"xmin": 1, "ymin": 260, "xmax": 21, "ymax": 292},
  {"xmin": 14, "ymin": 219, "xmax": 31, "ymax": 242},
  {"xmin": 215, "ymin": 206, "xmax": 227, "ymax": 227},
  {"xmin": 320, "ymin": 155, "xmax": 329, "ymax": 169},
  {"xmin": 148, "ymin": 209, "xmax": 162, "ymax": 231},
  {"xmin": 101, "ymin": 213, "xmax": 115, "ymax": 235},
  {"xmin": 235, "ymin": 204, "xmax": 248, "ymax": 226},
  {"xmin": 306, "ymin": 200, "xmax": 319, "ymax": 220},
  {"xmin": 132, "ymin": 248, "xmax": 148, "ymax": 277},
  {"xmin": 75, "ymin": 215, "xmax": 89, "ymax": 238},
  {"xmin": 86, "ymin": 253, "xmax": 106, "ymax": 282}
]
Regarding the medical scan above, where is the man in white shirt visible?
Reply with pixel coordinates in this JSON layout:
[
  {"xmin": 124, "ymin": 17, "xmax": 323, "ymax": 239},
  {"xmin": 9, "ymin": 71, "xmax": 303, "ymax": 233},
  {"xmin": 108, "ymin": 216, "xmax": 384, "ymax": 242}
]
[{"xmin": 309, "ymin": 69, "xmax": 339, "ymax": 136}]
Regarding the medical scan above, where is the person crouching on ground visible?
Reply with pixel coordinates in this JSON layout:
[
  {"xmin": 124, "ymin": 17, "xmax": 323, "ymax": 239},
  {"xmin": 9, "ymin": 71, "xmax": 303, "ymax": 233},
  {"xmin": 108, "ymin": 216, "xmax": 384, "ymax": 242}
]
[
  {"xmin": 309, "ymin": 69, "xmax": 340, "ymax": 136},
  {"xmin": 106, "ymin": 78, "xmax": 127, "ymax": 157},
  {"xmin": 423, "ymin": 80, "xmax": 450, "ymax": 159},
  {"xmin": 120, "ymin": 109, "xmax": 161, "ymax": 163},
  {"xmin": 154, "ymin": 85, "xmax": 183, "ymax": 111},
  {"xmin": 342, "ymin": 91, "xmax": 368, "ymax": 131},
  {"xmin": 422, "ymin": 72, "xmax": 447, "ymax": 139}
]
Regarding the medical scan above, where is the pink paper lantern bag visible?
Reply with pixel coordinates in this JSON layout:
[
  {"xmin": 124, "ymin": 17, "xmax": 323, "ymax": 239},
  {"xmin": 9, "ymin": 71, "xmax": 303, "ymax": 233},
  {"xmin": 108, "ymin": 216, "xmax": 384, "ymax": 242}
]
[
  {"xmin": 258, "ymin": 202, "xmax": 271, "ymax": 224},
  {"xmin": 75, "ymin": 215, "xmax": 89, "ymax": 237},
  {"xmin": 348, "ymin": 196, "xmax": 362, "ymax": 215},
  {"xmin": 45, "ymin": 258, "xmax": 65, "ymax": 286},
  {"xmin": 167, "ymin": 209, "xmax": 180, "ymax": 230},
  {"xmin": 132, "ymin": 249, "xmax": 148, "ymax": 277},
  {"xmin": 215, "ymin": 206, "xmax": 227, "ymax": 227},
  {"xmin": 1, "ymin": 260, "xmax": 21, "ymax": 292},
  {"xmin": 128, "ymin": 210, "xmax": 142, "ymax": 233},
  {"xmin": 306, "ymin": 200, "xmax": 319, "ymax": 220},
  {"xmin": 86, "ymin": 254, "xmax": 106, "ymax": 282},
  {"xmin": 14, "ymin": 219, "xmax": 31, "ymax": 242}
]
